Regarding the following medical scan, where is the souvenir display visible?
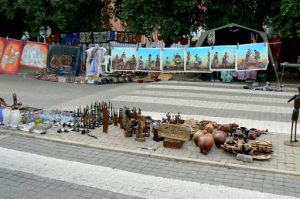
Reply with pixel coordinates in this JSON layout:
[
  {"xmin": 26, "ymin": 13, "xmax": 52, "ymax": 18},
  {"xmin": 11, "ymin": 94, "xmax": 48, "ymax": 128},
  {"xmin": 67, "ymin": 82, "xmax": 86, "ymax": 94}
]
[
  {"xmin": 111, "ymin": 47, "xmax": 137, "ymax": 71},
  {"xmin": 85, "ymin": 44, "xmax": 106, "ymax": 77},
  {"xmin": 93, "ymin": 32, "xmax": 107, "ymax": 43},
  {"xmin": 80, "ymin": 32, "xmax": 93, "ymax": 43}
]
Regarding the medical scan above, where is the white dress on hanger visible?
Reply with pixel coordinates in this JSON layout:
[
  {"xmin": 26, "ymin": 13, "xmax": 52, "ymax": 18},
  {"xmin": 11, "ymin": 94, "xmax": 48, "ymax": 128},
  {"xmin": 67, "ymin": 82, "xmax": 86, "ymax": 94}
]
[{"xmin": 86, "ymin": 45, "xmax": 106, "ymax": 77}]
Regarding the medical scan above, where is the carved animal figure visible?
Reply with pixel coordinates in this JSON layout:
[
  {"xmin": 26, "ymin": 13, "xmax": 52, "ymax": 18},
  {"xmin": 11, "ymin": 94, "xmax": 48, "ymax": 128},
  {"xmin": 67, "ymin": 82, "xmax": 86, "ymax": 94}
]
[
  {"xmin": 213, "ymin": 130, "xmax": 227, "ymax": 148},
  {"xmin": 218, "ymin": 123, "xmax": 239, "ymax": 136},
  {"xmin": 198, "ymin": 133, "xmax": 215, "ymax": 155}
]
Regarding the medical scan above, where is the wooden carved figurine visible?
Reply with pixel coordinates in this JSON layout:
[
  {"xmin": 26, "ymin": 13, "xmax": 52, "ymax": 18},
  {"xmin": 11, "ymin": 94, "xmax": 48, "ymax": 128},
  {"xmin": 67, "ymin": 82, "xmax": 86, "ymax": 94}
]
[
  {"xmin": 119, "ymin": 108, "xmax": 124, "ymax": 129},
  {"xmin": 287, "ymin": 87, "xmax": 300, "ymax": 143},
  {"xmin": 102, "ymin": 102, "xmax": 109, "ymax": 133},
  {"xmin": 135, "ymin": 115, "xmax": 145, "ymax": 142},
  {"xmin": 113, "ymin": 111, "xmax": 118, "ymax": 126}
]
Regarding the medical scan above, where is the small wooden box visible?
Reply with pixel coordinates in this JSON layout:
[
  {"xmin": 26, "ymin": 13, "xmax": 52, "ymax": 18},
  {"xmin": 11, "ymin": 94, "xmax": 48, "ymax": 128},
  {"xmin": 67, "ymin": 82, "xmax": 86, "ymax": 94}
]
[{"xmin": 163, "ymin": 138, "xmax": 184, "ymax": 149}]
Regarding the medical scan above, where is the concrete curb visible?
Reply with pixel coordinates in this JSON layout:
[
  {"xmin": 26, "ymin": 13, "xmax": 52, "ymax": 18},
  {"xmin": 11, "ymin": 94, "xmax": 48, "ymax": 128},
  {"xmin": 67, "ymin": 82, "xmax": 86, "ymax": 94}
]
[{"xmin": 1, "ymin": 129, "xmax": 300, "ymax": 177}]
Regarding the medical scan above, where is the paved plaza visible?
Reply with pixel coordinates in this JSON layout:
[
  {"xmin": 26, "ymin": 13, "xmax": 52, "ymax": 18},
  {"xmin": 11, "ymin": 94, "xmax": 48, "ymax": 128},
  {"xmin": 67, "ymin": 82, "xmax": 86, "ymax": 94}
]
[{"xmin": 0, "ymin": 72, "xmax": 300, "ymax": 198}]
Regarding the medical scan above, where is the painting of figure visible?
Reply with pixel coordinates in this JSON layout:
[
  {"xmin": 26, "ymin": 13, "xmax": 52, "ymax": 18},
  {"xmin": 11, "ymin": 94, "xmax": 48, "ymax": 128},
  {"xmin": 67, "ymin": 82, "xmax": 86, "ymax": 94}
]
[
  {"xmin": 47, "ymin": 45, "xmax": 81, "ymax": 76},
  {"xmin": 210, "ymin": 45, "xmax": 236, "ymax": 71},
  {"xmin": 0, "ymin": 39, "xmax": 24, "ymax": 75},
  {"xmin": 162, "ymin": 48, "xmax": 184, "ymax": 72},
  {"xmin": 185, "ymin": 47, "xmax": 210, "ymax": 72},
  {"xmin": 111, "ymin": 47, "xmax": 137, "ymax": 71},
  {"xmin": 20, "ymin": 42, "xmax": 48, "ymax": 69},
  {"xmin": 137, "ymin": 48, "xmax": 161, "ymax": 71},
  {"xmin": 236, "ymin": 43, "xmax": 269, "ymax": 71}
]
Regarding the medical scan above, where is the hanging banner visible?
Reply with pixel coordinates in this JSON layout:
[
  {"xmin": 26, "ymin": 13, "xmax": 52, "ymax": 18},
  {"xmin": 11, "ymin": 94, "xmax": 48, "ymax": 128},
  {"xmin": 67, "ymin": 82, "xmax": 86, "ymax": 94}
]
[
  {"xmin": 236, "ymin": 43, "xmax": 269, "ymax": 71},
  {"xmin": 20, "ymin": 42, "xmax": 48, "ymax": 69},
  {"xmin": 137, "ymin": 48, "xmax": 161, "ymax": 71},
  {"xmin": 61, "ymin": 33, "xmax": 80, "ymax": 44},
  {"xmin": 210, "ymin": 45, "xmax": 236, "ymax": 71},
  {"xmin": 0, "ymin": 37, "xmax": 7, "ymax": 61},
  {"xmin": 47, "ymin": 45, "xmax": 81, "ymax": 76},
  {"xmin": 162, "ymin": 48, "xmax": 184, "ymax": 72},
  {"xmin": 111, "ymin": 47, "xmax": 137, "ymax": 71},
  {"xmin": 0, "ymin": 39, "xmax": 24, "ymax": 74},
  {"xmin": 185, "ymin": 47, "xmax": 210, "ymax": 72}
]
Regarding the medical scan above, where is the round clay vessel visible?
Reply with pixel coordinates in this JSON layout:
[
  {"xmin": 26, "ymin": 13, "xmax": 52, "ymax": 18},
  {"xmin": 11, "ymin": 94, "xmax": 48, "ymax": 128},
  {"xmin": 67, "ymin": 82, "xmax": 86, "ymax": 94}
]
[
  {"xmin": 193, "ymin": 130, "xmax": 205, "ymax": 146},
  {"xmin": 198, "ymin": 133, "xmax": 215, "ymax": 155},
  {"xmin": 213, "ymin": 130, "xmax": 227, "ymax": 148},
  {"xmin": 204, "ymin": 123, "xmax": 214, "ymax": 134}
]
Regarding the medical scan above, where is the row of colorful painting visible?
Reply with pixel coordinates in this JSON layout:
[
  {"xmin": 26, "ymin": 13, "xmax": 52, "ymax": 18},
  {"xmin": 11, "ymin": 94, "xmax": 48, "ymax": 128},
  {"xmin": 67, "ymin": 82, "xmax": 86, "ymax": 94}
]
[
  {"xmin": 111, "ymin": 43, "xmax": 269, "ymax": 72},
  {"xmin": 0, "ymin": 37, "xmax": 81, "ymax": 75}
]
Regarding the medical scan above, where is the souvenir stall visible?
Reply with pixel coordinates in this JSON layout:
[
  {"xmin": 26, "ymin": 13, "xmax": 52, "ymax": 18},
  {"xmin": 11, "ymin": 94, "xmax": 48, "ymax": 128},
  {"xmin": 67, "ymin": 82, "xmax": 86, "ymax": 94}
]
[{"xmin": 196, "ymin": 23, "xmax": 281, "ymax": 87}]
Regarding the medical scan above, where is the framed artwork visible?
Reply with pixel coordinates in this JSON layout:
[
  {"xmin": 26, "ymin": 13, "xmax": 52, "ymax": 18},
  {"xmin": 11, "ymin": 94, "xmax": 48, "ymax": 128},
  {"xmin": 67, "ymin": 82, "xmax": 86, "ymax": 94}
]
[
  {"xmin": 93, "ymin": 32, "xmax": 107, "ymax": 43},
  {"xmin": 0, "ymin": 39, "xmax": 24, "ymax": 74},
  {"xmin": 162, "ymin": 48, "xmax": 184, "ymax": 72},
  {"xmin": 111, "ymin": 47, "xmax": 137, "ymax": 71},
  {"xmin": 137, "ymin": 48, "xmax": 161, "ymax": 71},
  {"xmin": 80, "ymin": 32, "xmax": 93, "ymax": 43},
  {"xmin": 185, "ymin": 47, "xmax": 210, "ymax": 72},
  {"xmin": 210, "ymin": 45, "xmax": 236, "ymax": 71},
  {"xmin": 236, "ymin": 43, "xmax": 269, "ymax": 71},
  {"xmin": 47, "ymin": 45, "xmax": 81, "ymax": 76},
  {"xmin": 20, "ymin": 41, "xmax": 48, "ymax": 69}
]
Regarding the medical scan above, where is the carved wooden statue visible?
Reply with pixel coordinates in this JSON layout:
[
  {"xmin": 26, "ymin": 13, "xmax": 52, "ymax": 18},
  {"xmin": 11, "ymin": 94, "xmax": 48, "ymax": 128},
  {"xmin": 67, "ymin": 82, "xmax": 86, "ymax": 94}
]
[
  {"xmin": 288, "ymin": 87, "xmax": 300, "ymax": 143},
  {"xmin": 135, "ymin": 115, "xmax": 146, "ymax": 142},
  {"xmin": 102, "ymin": 102, "xmax": 109, "ymax": 133},
  {"xmin": 113, "ymin": 111, "xmax": 118, "ymax": 126},
  {"xmin": 119, "ymin": 108, "xmax": 124, "ymax": 129}
]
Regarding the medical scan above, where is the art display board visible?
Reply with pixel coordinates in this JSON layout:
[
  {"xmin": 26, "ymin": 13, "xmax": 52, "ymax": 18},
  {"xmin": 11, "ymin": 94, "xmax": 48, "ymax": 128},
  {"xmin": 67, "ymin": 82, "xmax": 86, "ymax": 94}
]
[
  {"xmin": 162, "ymin": 48, "xmax": 184, "ymax": 72},
  {"xmin": 111, "ymin": 47, "xmax": 137, "ymax": 71},
  {"xmin": 137, "ymin": 48, "xmax": 161, "ymax": 71},
  {"xmin": 236, "ymin": 43, "xmax": 269, "ymax": 71},
  {"xmin": 47, "ymin": 45, "xmax": 81, "ymax": 76},
  {"xmin": 185, "ymin": 47, "xmax": 210, "ymax": 72},
  {"xmin": 0, "ymin": 39, "xmax": 24, "ymax": 74},
  {"xmin": 20, "ymin": 42, "xmax": 48, "ymax": 69},
  {"xmin": 210, "ymin": 45, "xmax": 236, "ymax": 71}
]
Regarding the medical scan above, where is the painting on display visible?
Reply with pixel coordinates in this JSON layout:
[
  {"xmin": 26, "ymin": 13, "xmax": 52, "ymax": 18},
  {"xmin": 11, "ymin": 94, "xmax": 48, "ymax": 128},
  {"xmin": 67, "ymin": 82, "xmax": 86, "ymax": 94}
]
[
  {"xmin": 60, "ymin": 32, "xmax": 80, "ymax": 44},
  {"xmin": 236, "ymin": 43, "xmax": 269, "ymax": 71},
  {"xmin": 0, "ymin": 37, "xmax": 7, "ymax": 60},
  {"xmin": 185, "ymin": 47, "xmax": 210, "ymax": 72},
  {"xmin": 0, "ymin": 39, "xmax": 24, "ymax": 74},
  {"xmin": 47, "ymin": 45, "xmax": 81, "ymax": 75},
  {"xmin": 162, "ymin": 48, "xmax": 184, "ymax": 72},
  {"xmin": 20, "ymin": 42, "xmax": 48, "ymax": 69},
  {"xmin": 210, "ymin": 45, "xmax": 236, "ymax": 71},
  {"xmin": 111, "ymin": 47, "xmax": 137, "ymax": 71},
  {"xmin": 80, "ymin": 32, "xmax": 93, "ymax": 43},
  {"xmin": 137, "ymin": 48, "xmax": 161, "ymax": 71}
]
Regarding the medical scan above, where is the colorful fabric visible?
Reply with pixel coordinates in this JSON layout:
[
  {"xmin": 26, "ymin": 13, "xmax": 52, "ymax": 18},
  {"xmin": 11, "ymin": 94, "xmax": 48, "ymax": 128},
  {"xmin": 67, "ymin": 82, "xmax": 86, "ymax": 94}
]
[
  {"xmin": 20, "ymin": 42, "xmax": 48, "ymax": 69},
  {"xmin": 86, "ymin": 46, "xmax": 106, "ymax": 77},
  {"xmin": 0, "ymin": 37, "xmax": 7, "ymax": 60},
  {"xmin": 0, "ymin": 39, "xmax": 24, "ymax": 74},
  {"xmin": 221, "ymin": 71, "xmax": 233, "ymax": 82}
]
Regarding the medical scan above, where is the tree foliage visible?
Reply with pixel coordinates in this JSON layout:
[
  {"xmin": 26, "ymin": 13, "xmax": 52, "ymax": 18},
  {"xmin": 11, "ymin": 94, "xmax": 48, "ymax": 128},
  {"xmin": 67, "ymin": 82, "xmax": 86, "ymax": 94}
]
[
  {"xmin": 115, "ymin": 0, "xmax": 205, "ymax": 46},
  {"xmin": 0, "ymin": 0, "xmax": 113, "ymax": 38},
  {"xmin": 272, "ymin": 0, "xmax": 300, "ymax": 37}
]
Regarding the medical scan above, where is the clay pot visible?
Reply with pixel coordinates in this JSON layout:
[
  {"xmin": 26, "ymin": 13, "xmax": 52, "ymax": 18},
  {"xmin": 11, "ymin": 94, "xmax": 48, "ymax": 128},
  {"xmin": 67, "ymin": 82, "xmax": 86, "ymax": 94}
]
[
  {"xmin": 213, "ymin": 130, "xmax": 227, "ymax": 148},
  {"xmin": 218, "ymin": 123, "xmax": 239, "ymax": 135},
  {"xmin": 193, "ymin": 130, "xmax": 205, "ymax": 146},
  {"xmin": 250, "ymin": 128, "xmax": 261, "ymax": 137},
  {"xmin": 198, "ymin": 133, "xmax": 215, "ymax": 155},
  {"xmin": 204, "ymin": 123, "xmax": 214, "ymax": 134}
]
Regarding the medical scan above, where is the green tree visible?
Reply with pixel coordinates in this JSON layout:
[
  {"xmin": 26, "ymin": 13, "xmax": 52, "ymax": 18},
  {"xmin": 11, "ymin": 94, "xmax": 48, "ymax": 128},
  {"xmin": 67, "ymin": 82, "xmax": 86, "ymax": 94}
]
[
  {"xmin": 0, "ymin": 0, "xmax": 113, "ymax": 38},
  {"xmin": 273, "ymin": 0, "xmax": 300, "ymax": 36},
  {"xmin": 203, "ymin": 0, "xmax": 280, "ymax": 31},
  {"xmin": 115, "ymin": 0, "xmax": 205, "ymax": 46}
]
